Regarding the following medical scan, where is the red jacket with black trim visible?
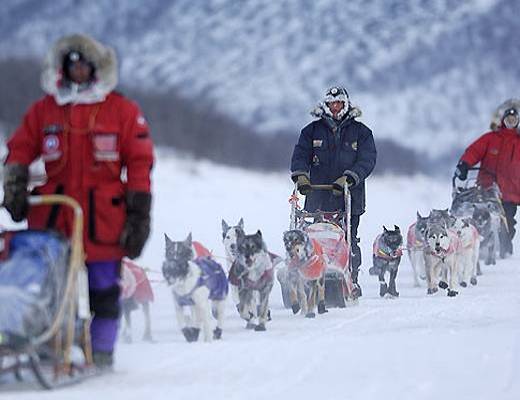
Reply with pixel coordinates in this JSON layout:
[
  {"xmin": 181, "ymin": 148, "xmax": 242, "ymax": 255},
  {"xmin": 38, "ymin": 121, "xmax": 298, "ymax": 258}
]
[
  {"xmin": 5, "ymin": 92, "xmax": 154, "ymax": 261},
  {"xmin": 460, "ymin": 127, "xmax": 520, "ymax": 203}
]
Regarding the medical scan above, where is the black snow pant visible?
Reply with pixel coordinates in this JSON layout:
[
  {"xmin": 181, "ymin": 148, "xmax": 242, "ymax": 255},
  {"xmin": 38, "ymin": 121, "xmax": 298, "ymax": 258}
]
[{"xmin": 349, "ymin": 214, "xmax": 361, "ymax": 284}]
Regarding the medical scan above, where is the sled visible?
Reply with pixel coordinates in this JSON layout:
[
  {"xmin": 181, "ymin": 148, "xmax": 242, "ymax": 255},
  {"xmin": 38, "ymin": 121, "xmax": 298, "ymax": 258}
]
[
  {"xmin": 451, "ymin": 167, "xmax": 511, "ymax": 259},
  {"xmin": 278, "ymin": 184, "xmax": 355, "ymax": 309},
  {"xmin": 0, "ymin": 195, "xmax": 93, "ymax": 389}
]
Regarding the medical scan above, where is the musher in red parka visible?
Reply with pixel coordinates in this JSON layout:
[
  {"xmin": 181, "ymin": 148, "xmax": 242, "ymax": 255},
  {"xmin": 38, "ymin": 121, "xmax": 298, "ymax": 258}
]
[
  {"xmin": 454, "ymin": 99, "xmax": 520, "ymax": 255},
  {"xmin": 2, "ymin": 34, "xmax": 155, "ymax": 368}
]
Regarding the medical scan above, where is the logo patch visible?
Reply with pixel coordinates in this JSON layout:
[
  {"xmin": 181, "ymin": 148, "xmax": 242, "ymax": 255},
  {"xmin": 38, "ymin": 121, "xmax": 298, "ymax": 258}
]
[
  {"xmin": 351, "ymin": 141, "xmax": 358, "ymax": 151},
  {"xmin": 489, "ymin": 148, "xmax": 499, "ymax": 155},
  {"xmin": 93, "ymin": 133, "xmax": 119, "ymax": 161},
  {"xmin": 313, "ymin": 140, "xmax": 323, "ymax": 148},
  {"xmin": 42, "ymin": 134, "xmax": 62, "ymax": 161}
]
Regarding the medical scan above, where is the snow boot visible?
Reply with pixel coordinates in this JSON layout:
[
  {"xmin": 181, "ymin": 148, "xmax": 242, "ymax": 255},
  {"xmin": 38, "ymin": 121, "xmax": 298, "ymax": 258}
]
[
  {"xmin": 305, "ymin": 312, "xmax": 316, "ymax": 318},
  {"xmin": 470, "ymin": 277, "xmax": 478, "ymax": 286},
  {"xmin": 291, "ymin": 303, "xmax": 301, "ymax": 314},
  {"xmin": 447, "ymin": 289, "xmax": 458, "ymax": 297},
  {"xmin": 438, "ymin": 281, "xmax": 448, "ymax": 290},
  {"xmin": 93, "ymin": 351, "xmax": 114, "ymax": 371},
  {"xmin": 460, "ymin": 281, "xmax": 467, "ymax": 288}
]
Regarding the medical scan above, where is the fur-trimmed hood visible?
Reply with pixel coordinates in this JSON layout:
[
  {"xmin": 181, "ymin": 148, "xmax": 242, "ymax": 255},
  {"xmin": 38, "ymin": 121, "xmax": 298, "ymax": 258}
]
[
  {"xmin": 490, "ymin": 98, "xmax": 520, "ymax": 131},
  {"xmin": 41, "ymin": 34, "xmax": 118, "ymax": 105},
  {"xmin": 310, "ymin": 102, "xmax": 362, "ymax": 121}
]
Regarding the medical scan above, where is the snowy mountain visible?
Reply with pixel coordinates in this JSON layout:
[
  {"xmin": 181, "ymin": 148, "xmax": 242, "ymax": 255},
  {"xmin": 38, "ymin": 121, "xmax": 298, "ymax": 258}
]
[
  {"xmin": 2, "ymin": 151, "xmax": 520, "ymax": 399},
  {"xmin": 0, "ymin": 0, "xmax": 518, "ymax": 156}
]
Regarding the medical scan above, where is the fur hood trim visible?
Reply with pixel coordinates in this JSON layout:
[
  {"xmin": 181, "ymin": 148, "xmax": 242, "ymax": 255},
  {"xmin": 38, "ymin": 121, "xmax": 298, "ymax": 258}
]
[
  {"xmin": 41, "ymin": 34, "xmax": 118, "ymax": 105},
  {"xmin": 490, "ymin": 98, "xmax": 520, "ymax": 131},
  {"xmin": 310, "ymin": 103, "xmax": 362, "ymax": 121}
]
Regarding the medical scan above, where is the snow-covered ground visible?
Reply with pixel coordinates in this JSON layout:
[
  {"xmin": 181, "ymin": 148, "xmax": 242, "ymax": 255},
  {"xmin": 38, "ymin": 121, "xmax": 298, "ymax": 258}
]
[{"xmin": 2, "ymin": 151, "xmax": 520, "ymax": 399}]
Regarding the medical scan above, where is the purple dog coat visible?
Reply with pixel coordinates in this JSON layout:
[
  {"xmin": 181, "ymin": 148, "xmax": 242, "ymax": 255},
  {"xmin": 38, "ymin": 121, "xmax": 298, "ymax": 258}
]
[{"xmin": 175, "ymin": 257, "xmax": 228, "ymax": 306}]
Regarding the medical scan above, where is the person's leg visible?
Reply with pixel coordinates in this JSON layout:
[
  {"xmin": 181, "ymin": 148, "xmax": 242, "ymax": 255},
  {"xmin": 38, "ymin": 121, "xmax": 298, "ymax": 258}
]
[
  {"xmin": 349, "ymin": 214, "xmax": 362, "ymax": 297},
  {"xmin": 503, "ymin": 202, "xmax": 517, "ymax": 239},
  {"xmin": 87, "ymin": 260, "xmax": 121, "ymax": 367}
]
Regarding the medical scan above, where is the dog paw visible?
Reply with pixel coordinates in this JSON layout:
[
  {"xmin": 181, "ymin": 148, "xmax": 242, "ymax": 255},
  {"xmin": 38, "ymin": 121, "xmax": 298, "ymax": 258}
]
[
  {"xmin": 447, "ymin": 289, "xmax": 458, "ymax": 297},
  {"xmin": 460, "ymin": 281, "xmax": 467, "ymax": 288},
  {"xmin": 427, "ymin": 287, "xmax": 438, "ymax": 295},
  {"xmin": 213, "ymin": 327, "xmax": 223, "ymax": 340},
  {"xmin": 245, "ymin": 321, "xmax": 256, "ymax": 330},
  {"xmin": 387, "ymin": 288, "xmax": 399, "ymax": 297},
  {"xmin": 317, "ymin": 302, "xmax": 328, "ymax": 314},
  {"xmin": 305, "ymin": 312, "xmax": 316, "ymax": 319},
  {"xmin": 470, "ymin": 277, "xmax": 478, "ymax": 286},
  {"xmin": 379, "ymin": 283, "xmax": 388, "ymax": 297},
  {"xmin": 438, "ymin": 281, "xmax": 448, "ymax": 290},
  {"xmin": 182, "ymin": 327, "xmax": 200, "ymax": 342},
  {"xmin": 291, "ymin": 303, "xmax": 301, "ymax": 315},
  {"xmin": 254, "ymin": 323, "xmax": 266, "ymax": 332}
]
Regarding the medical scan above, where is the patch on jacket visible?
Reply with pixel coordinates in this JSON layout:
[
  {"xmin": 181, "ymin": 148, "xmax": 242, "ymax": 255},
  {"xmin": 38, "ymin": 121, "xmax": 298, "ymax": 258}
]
[
  {"xmin": 42, "ymin": 134, "xmax": 62, "ymax": 161},
  {"xmin": 92, "ymin": 133, "xmax": 119, "ymax": 161},
  {"xmin": 489, "ymin": 148, "xmax": 499, "ymax": 155},
  {"xmin": 351, "ymin": 141, "xmax": 358, "ymax": 151},
  {"xmin": 313, "ymin": 140, "xmax": 323, "ymax": 148}
]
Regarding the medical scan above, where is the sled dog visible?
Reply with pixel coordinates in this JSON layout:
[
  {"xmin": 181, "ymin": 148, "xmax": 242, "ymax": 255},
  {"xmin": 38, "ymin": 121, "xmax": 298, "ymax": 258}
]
[
  {"xmin": 283, "ymin": 229, "xmax": 327, "ymax": 317},
  {"xmin": 229, "ymin": 230, "xmax": 274, "ymax": 331},
  {"xmin": 370, "ymin": 226, "xmax": 403, "ymax": 298},
  {"xmin": 162, "ymin": 233, "xmax": 228, "ymax": 342}
]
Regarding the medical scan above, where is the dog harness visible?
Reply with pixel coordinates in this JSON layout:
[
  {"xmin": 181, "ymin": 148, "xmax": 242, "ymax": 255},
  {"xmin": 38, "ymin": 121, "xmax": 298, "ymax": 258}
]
[
  {"xmin": 174, "ymin": 257, "xmax": 229, "ymax": 306},
  {"xmin": 407, "ymin": 223, "xmax": 426, "ymax": 250},
  {"xmin": 372, "ymin": 234, "xmax": 403, "ymax": 261},
  {"xmin": 287, "ymin": 239, "xmax": 326, "ymax": 280}
]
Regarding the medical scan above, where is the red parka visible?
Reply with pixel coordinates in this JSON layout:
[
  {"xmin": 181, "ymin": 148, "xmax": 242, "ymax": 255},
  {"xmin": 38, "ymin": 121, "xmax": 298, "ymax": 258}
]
[
  {"xmin": 460, "ymin": 127, "xmax": 520, "ymax": 203},
  {"xmin": 5, "ymin": 92, "xmax": 154, "ymax": 261}
]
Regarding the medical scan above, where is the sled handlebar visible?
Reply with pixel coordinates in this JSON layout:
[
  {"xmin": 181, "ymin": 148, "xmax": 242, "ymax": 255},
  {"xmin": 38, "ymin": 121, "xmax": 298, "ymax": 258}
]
[{"xmin": 26, "ymin": 195, "xmax": 90, "ymax": 365}]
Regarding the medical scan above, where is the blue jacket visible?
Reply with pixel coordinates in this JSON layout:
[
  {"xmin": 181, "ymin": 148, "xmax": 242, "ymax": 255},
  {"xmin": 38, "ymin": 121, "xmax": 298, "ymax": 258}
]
[{"xmin": 291, "ymin": 114, "xmax": 377, "ymax": 215}]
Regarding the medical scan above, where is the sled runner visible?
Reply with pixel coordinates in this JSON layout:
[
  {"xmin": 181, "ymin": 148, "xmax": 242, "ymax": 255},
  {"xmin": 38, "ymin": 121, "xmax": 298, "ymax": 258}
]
[
  {"xmin": 451, "ymin": 167, "xmax": 511, "ymax": 259},
  {"xmin": 0, "ymin": 195, "xmax": 93, "ymax": 389},
  {"xmin": 279, "ymin": 184, "xmax": 354, "ymax": 308}
]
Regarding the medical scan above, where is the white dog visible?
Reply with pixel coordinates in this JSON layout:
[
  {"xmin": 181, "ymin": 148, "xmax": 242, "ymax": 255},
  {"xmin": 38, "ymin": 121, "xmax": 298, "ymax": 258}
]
[
  {"xmin": 162, "ymin": 234, "xmax": 228, "ymax": 342},
  {"xmin": 423, "ymin": 223, "xmax": 461, "ymax": 297},
  {"xmin": 452, "ymin": 217, "xmax": 480, "ymax": 287},
  {"xmin": 407, "ymin": 212, "xmax": 429, "ymax": 287}
]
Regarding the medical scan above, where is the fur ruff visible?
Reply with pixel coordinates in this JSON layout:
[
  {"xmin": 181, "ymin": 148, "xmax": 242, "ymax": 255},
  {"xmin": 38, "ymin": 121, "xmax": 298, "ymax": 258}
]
[
  {"xmin": 41, "ymin": 34, "xmax": 118, "ymax": 105},
  {"xmin": 490, "ymin": 98, "xmax": 520, "ymax": 131}
]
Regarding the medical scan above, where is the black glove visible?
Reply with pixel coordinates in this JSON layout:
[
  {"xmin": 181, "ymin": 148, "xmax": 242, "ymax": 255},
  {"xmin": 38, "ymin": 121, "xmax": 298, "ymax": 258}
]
[
  {"xmin": 2, "ymin": 163, "xmax": 29, "ymax": 222},
  {"xmin": 332, "ymin": 175, "xmax": 355, "ymax": 196},
  {"xmin": 292, "ymin": 174, "xmax": 312, "ymax": 196},
  {"xmin": 120, "ymin": 191, "xmax": 151, "ymax": 259},
  {"xmin": 454, "ymin": 161, "xmax": 469, "ymax": 181}
]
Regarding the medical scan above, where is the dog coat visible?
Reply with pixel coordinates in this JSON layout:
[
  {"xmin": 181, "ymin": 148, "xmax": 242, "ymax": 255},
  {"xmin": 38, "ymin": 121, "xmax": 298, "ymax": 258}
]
[
  {"xmin": 373, "ymin": 234, "xmax": 403, "ymax": 261},
  {"xmin": 175, "ymin": 257, "xmax": 228, "ymax": 306},
  {"xmin": 287, "ymin": 239, "xmax": 326, "ymax": 280},
  {"xmin": 121, "ymin": 259, "xmax": 155, "ymax": 303},
  {"xmin": 228, "ymin": 257, "xmax": 274, "ymax": 290},
  {"xmin": 407, "ymin": 223, "xmax": 425, "ymax": 250}
]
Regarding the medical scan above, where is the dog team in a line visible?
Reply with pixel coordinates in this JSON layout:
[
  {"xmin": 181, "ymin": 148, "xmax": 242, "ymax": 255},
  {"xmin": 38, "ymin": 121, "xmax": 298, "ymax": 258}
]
[{"xmin": 3, "ymin": 34, "xmax": 519, "ymax": 363}]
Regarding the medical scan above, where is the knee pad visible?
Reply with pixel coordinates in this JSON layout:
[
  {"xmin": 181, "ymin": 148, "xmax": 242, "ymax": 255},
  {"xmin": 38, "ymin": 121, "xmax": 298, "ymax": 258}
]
[{"xmin": 90, "ymin": 285, "xmax": 121, "ymax": 319}]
